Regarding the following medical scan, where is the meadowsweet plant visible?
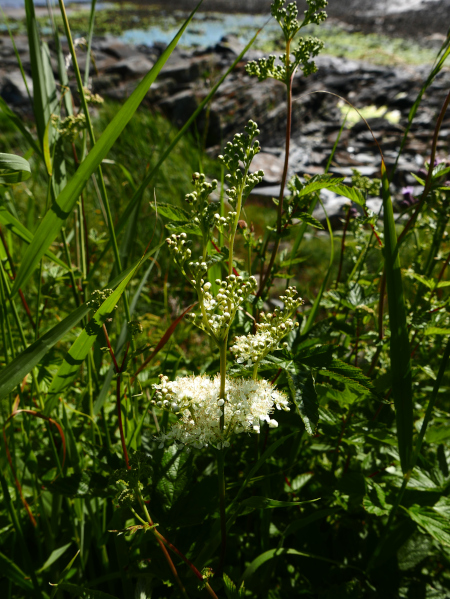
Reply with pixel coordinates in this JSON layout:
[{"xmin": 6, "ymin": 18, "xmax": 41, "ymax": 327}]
[
  {"xmin": 153, "ymin": 119, "xmax": 302, "ymax": 566},
  {"xmin": 3, "ymin": 0, "xmax": 450, "ymax": 596}
]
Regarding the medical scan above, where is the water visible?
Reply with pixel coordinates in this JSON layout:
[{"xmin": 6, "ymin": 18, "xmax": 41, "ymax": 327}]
[{"xmin": 119, "ymin": 12, "xmax": 275, "ymax": 49}]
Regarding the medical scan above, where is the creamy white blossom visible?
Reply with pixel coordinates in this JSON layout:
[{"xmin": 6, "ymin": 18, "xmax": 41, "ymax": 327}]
[
  {"xmin": 152, "ymin": 374, "xmax": 290, "ymax": 449},
  {"xmin": 231, "ymin": 286, "xmax": 303, "ymax": 366}
]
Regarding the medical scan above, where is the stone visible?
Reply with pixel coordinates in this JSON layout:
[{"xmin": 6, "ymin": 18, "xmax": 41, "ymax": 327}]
[
  {"xmin": 250, "ymin": 152, "xmax": 285, "ymax": 184},
  {"xmin": 159, "ymin": 89, "xmax": 199, "ymax": 129},
  {"xmin": 106, "ymin": 55, "xmax": 154, "ymax": 78},
  {"xmin": 0, "ymin": 71, "xmax": 33, "ymax": 106}
]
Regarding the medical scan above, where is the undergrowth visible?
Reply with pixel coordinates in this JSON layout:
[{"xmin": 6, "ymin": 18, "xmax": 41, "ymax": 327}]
[{"xmin": 1, "ymin": 1, "xmax": 450, "ymax": 598}]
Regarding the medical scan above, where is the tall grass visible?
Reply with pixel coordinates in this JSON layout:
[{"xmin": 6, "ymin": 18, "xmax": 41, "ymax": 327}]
[{"xmin": 1, "ymin": 1, "xmax": 450, "ymax": 598}]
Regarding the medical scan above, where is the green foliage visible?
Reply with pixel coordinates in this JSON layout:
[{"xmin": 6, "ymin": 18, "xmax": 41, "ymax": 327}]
[{"xmin": 1, "ymin": 1, "xmax": 450, "ymax": 598}]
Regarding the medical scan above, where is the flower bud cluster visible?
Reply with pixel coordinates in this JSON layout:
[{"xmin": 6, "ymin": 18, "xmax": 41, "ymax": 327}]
[
  {"xmin": 271, "ymin": 0, "xmax": 327, "ymax": 41},
  {"xmin": 87, "ymin": 288, "xmax": 116, "ymax": 312},
  {"xmin": 247, "ymin": 36, "xmax": 324, "ymax": 83},
  {"xmin": 214, "ymin": 211, "xmax": 237, "ymax": 236},
  {"xmin": 185, "ymin": 173, "xmax": 218, "ymax": 220},
  {"xmin": 166, "ymin": 233, "xmax": 192, "ymax": 268},
  {"xmin": 231, "ymin": 287, "xmax": 303, "ymax": 366},
  {"xmin": 188, "ymin": 274, "xmax": 258, "ymax": 339},
  {"xmin": 218, "ymin": 121, "xmax": 264, "ymax": 209},
  {"xmin": 152, "ymin": 374, "xmax": 290, "ymax": 449},
  {"xmin": 51, "ymin": 113, "xmax": 87, "ymax": 142},
  {"xmin": 83, "ymin": 86, "xmax": 104, "ymax": 106}
]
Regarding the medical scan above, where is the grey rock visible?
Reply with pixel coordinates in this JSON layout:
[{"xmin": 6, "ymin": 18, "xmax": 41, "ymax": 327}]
[
  {"xmin": 250, "ymin": 152, "xmax": 285, "ymax": 184},
  {"xmin": 159, "ymin": 89, "xmax": 198, "ymax": 129},
  {"xmin": 0, "ymin": 71, "xmax": 33, "ymax": 106},
  {"xmin": 106, "ymin": 55, "xmax": 154, "ymax": 78}
]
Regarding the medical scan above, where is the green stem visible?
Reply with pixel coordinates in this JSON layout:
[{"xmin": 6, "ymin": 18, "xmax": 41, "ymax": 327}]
[{"xmin": 217, "ymin": 340, "xmax": 227, "ymax": 572}]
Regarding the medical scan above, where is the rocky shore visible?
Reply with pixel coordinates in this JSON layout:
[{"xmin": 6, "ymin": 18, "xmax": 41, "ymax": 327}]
[{"xmin": 1, "ymin": 29, "xmax": 450, "ymax": 221}]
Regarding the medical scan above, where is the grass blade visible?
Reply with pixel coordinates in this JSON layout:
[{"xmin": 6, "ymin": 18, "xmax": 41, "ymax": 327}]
[
  {"xmin": 381, "ymin": 163, "xmax": 413, "ymax": 473},
  {"xmin": 0, "ymin": 206, "xmax": 68, "ymax": 270},
  {"xmin": 12, "ymin": 0, "xmax": 204, "ymax": 296}
]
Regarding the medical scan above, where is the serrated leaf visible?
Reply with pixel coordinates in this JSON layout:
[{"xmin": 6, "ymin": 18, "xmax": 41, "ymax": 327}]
[
  {"xmin": 291, "ymin": 176, "xmax": 344, "ymax": 198},
  {"xmin": 322, "ymin": 359, "xmax": 375, "ymax": 395},
  {"xmin": 294, "ymin": 212, "xmax": 324, "ymax": 229},
  {"xmin": 223, "ymin": 574, "xmax": 245, "ymax": 599},
  {"xmin": 287, "ymin": 370, "xmax": 318, "ymax": 435},
  {"xmin": 165, "ymin": 221, "xmax": 202, "ymax": 236},
  {"xmin": 327, "ymin": 183, "xmax": 366, "ymax": 207},
  {"xmin": 408, "ymin": 505, "xmax": 450, "ymax": 547},
  {"xmin": 151, "ymin": 202, "xmax": 190, "ymax": 222},
  {"xmin": 156, "ymin": 445, "xmax": 191, "ymax": 511}
]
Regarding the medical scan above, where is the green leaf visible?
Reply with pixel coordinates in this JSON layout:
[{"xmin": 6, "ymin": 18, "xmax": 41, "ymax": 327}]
[
  {"xmin": 0, "ymin": 550, "xmax": 34, "ymax": 591},
  {"xmin": 151, "ymin": 202, "xmax": 190, "ymax": 222},
  {"xmin": 321, "ymin": 359, "xmax": 375, "ymax": 395},
  {"xmin": 12, "ymin": 1, "xmax": 204, "ymax": 296},
  {"xmin": 223, "ymin": 574, "xmax": 245, "ymax": 599},
  {"xmin": 291, "ymin": 176, "xmax": 344, "ymax": 198},
  {"xmin": 287, "ymin": 370, "xmax": 319, "ymax": 435},
  {"xmin": 0, "ymin": 152, "xmax": 31, "ymax": 185},
  {"xmin": 294, "ymin": 212, "xmax": 324, "ymax": 229},
  {"xmin": 424, "ymin": 327, "xmax": 450, "ymax": 336},
  {"xmin": 240, "ymin": 547, "xmax": 347, "ymax": 584},
  {"xmin": 408, "ymin": 505, "xmax": 450, "ymax": 547},
  {"xmin": 156, "ymin": 445, "xmax": 191, "ymax": 511},
  {"xmin": 0, "ymin": 303, "xmax": 88, "ymax": 400},
  {"xmin": 0, "ymin": 253, "xmax": 146, "ymax": 402},
  {"xmin": 241, "ymin": 496, "xmax": 315, "ymax": 510},
  {"xmin": 0, "ymin": 206, "xmax": 69, "ymax": 270},
  {"xmin": 165, "ymin": 221, "xmax": 202, "ymax": 236},
  {"xmin": 381, "ymin": 165, "xmax": 413, "ymax": 474},
  {"xmin": 37, "ymin": 543, "xmax": 72, "ymax": 573},
  {"xmin": 328, "ymin": 183, "xmax": 366, "ymax": 207}
]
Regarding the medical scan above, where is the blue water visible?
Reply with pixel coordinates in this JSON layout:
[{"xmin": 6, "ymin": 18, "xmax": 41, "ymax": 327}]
[{"xmin": 119, "ymin": 12, "xmax": 274, "ymax": 48}]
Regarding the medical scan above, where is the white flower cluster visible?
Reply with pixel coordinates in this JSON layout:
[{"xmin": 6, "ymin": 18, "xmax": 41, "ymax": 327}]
[
  {"xmin": 231, "ymin": 287, "xmax": 303, "ymax": 366},
  {"xmin": 152, "ymin": 374, "xmax": 290, "ymax": 449},
  {"xmin": 187, "ymin": 274, "xmax": 257, "ymax": 340}
]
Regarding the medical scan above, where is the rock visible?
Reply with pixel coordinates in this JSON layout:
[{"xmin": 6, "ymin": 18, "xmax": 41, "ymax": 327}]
[
  {"xmin": 106, "ymin": 55, "xmax": 154, "ymax": 78},
  {"xmin": 159, "ymin": 89, "xmax": 199, "ymax": 129},
  {"xmin": 215, "ymin": 34, "xmax": 246, "ymax": 57},
  {"xmin": 0, "ymin": 71, "xmax": 33, "ymax": 106},
  {"xmin": 250, "ymin": 152, "xmax": 285, "ymax": 184},
  {"xmin": 94, "ymin": 39, "xmax": 136, "ymax": 60}
]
